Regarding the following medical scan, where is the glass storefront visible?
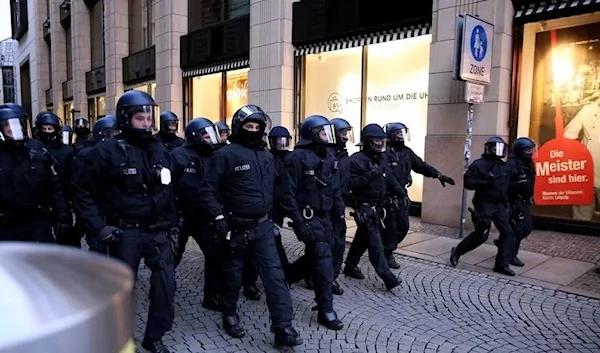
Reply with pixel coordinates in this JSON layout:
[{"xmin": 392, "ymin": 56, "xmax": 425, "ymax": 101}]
[
  {"xmin": 301, "ymin": 35, "xmax": 432, "ymax": 203},
  {"xmin": 517, "ymin": 13, "xmax": 600, "ymax": 224},
  {"xmin": 88, "ymin": 95, "xmax": 106, "ymax": 126},
  {"xmin": 63, "ymin": 101, "xmax": 73, "ymax": 127},
  {"xmin": 187, "ymin": 68, "xmax": 249, "ymax": 126}
]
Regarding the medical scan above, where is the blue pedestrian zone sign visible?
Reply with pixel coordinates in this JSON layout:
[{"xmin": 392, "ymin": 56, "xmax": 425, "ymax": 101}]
[{"xmin": 458, "ymin": 14, "xmax": 494, "ymax": 85}]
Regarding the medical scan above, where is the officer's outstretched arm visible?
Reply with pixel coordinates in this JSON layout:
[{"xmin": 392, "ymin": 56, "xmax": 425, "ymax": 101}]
[
  {"xmin": 198, "ymin": 152, "xmax": 226, "ymax": 220},
  {"xmin": 279, "ymin": 154, "xmax": 303, "ymax": 224},
  {"xmin": 407, "ymin": 148, "xmax": 441, "ymax": 178},
  {"xmin": 72, "ymin": 146, "xmax": 107, "ymax": 236}
]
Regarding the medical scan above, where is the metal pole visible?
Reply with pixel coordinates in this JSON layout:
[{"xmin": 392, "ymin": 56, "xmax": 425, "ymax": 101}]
[{"xmin": 459, "ymin": 103, "xmax": 474, "ymax": 238}]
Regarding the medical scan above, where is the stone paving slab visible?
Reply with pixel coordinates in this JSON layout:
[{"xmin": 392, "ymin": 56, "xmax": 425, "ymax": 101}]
[
  {"xmin": 521, "ymin": 257, "xmax": 596, "ymax": 286},
  {"xmin": 476, "ymin": 250, "xmax": 552, "ymax": 275},
  {"xmin": 397, "ymin": 232, "xmax": 437, "ymax": 246},
  {"xmin": 400, "ymin": 236, "xmax": 460, "ymax": 256},
  {"xmin": 439, "ymin": 243, "xmax": 497, "ymax": 265}
]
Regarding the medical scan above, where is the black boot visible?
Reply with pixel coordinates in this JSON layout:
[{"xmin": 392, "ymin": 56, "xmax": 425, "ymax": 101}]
[
  {"xmin": 202, "ymin": 296, "xmax": 220, "ymax": 311},
  {"xmin": 273, "ymin": 327, "xmax": 303, "ymax": 347},
  {"xmin": 493, "ymin": 265, "xmax": 516, "ymax": 276},
  {"xmin": 510, "ymin": 256, "xmax": 524, "ymax": 267},
  {"xmin": 449, "ymin": 247, "xmax": 460, "ymax": 267},
  {"xmin": 387, "ymin": 255, "xmax": 400, "ymax": 269},
  {"xmin": 305, "ymin": 275, "xmax": 314, "ymax": 290},
  {"xmin": 317, "ymin": 311, "xmax": 344, "ymax": 330},
  {"xmin": 384, "ymin": 275, "xmax": 402, "ymax": 290},
  {"xmin": 243, "ymin": 284, "xmax": 261, "ymax": 301},
  {"xmin": 332, "ymin": 280, "xmax": 344, "ymax": 295},
  {"xmin": 141, "ymin": 338, "xmax": 170, "ymax": 353},
  {"xmin": 223, "ymin": 315, "xmax": 245, "ymax": 338},
  {"xmin": 343, "ymin": 264, "xmax": 365, "ymax": 279}
]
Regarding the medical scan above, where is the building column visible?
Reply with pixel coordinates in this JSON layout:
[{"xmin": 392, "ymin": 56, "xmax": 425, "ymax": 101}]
[
  {"xmin": 71, "ymin": 0, "xmax": 92, "ymax": 119},
  {"xmin": 49, "ymin": 0, "xmax": 68, "ymax": 121},
  {"xmin": 421, "ymin": 0, "xmax": 515, "ymax": 228},
  {"xmin": 155, "ymin": 0, "xmax": 187, "ymax": 129},
  {"xmin": 104, "ymin": 0, "xmax": 129, "ymax": 115},
  {"xmin": 248, "ymin": 0, "xmax": 296, "ymax": 130},
  {"xmin": 31, "ymin": 0, "xmax": 51, "ymax": 116}
]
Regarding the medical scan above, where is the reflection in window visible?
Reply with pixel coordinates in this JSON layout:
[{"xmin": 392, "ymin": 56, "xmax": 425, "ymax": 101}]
[
  {"xmin": 304, "ymin": 47, "xmax": 363, "ymax": 154},
  {"xmin": 225, "ymin": 68, "xmax": 249, "ymax": 126},
  {"xmin": 192, "ymin": 72, "xmax": 222, "ymax": 120}
]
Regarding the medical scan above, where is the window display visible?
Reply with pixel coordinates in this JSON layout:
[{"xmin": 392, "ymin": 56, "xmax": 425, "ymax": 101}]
[
  {"xmin": 88, "ymin": 95, "xmax": 106, "ymax": 126},
  {"xmin": 302, "ymin": 36, "xmax": 432, "ymax": 202},
  {"xmin": 517, "ymin": 15, "xmax": 600, "ymax": 223},
  {"xmin": 191, "ymin": 72, "xmax": 222, "ymax": 120},
  {"xmin": 225, "ymin": 68, "xmax": 249, "ymax": 127}
]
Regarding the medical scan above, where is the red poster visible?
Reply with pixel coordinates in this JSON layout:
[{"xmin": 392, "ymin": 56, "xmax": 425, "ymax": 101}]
[{"xmin": 533, "ymin": 30, "xmax": 595, "ymax": 206}]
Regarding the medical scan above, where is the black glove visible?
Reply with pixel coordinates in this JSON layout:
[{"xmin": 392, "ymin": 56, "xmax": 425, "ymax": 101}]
[
  {"xmin": 168, "ymin": 227, "xmax": 180, "ymax": 257},
  {"xmin": 366, "ymin": 166, "xmax": 380, "ymax": 179},
  {"xmin": 292, "ymin": 221, "xmax": 310, "ymax": 242},
  {"xmin": 97, "ymin": 226, "xmax": 123, "ymax": 243},
  {"xmin": 214, "ymin": 218, "xmax": 228, "ymax": 234},
  {"xmin": 438, "ymin": 174, "xmax": 455, "ymax": 187}
]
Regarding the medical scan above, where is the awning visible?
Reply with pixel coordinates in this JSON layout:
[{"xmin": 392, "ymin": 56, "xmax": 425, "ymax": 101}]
[
  {"xmin": 182, "ymin": 58, "xmax": 249, "ymax": 78},
  {"xmin": 294, "ymin": 25, "xmax": 431, "ymax": 57},
  {"xmin": 515, "ymin": 0, "xmax": 600, "ymax": 20}
]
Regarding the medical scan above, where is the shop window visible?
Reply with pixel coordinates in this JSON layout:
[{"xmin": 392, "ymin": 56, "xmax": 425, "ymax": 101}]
[
  {"xmin": 517, "ymin": 14, "xmax": 600, "ymax": 223},
  {"xmin": 225, "ymin": 68, "xmax": 248, "ymax": 127},
  {"xmin": 191, "ymin": 72, "xmax": 222, "ymax": 121},
  {"xmin": 63, "ymin": 102, "xmax": 74, "ymax": 126},
  {"xmin": 365, "ymin": 36, "xmax": 431, "ymax": 202},
  {"xmin": 304, "ymin": 47, "xmax": 363, "ymax": 154},
  {"xmin": 88, "ymin": 95, "xmax": 106, "ymax": 125}
]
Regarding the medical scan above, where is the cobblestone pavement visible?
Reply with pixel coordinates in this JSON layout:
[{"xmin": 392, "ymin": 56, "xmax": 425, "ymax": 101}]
[
  {"xmin": 409, "ymin": 217, "xmax": 600, "ymax": 264},
  {"xmin": 133, "ymin": 230, "xmax": 600, "ymax": 353}
]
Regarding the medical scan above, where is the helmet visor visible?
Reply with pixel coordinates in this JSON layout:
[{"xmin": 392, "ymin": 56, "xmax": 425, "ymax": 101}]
[
  {"xmin": 317, "ymin": 124, "xmax": 336, "ymax": 144},
  {"xmin": 494, "ymin": 142, "xmax": 507, "ymax": 157},
  {"xmin": 392, "ymin": 128, "xmax": 410, "ymax": 142},
  {"xmin": 74, "ymin": 119, "xmax": 88, "ymax": 129},
  {"xmin": 127, "ymin": 105, "xmax": 158, "ymax": 132},
  {"xmin": 270, "ymin": 137, "xmax": 290, "ymax": 150},
  {"xmin": 1, "ymin": 118, "xmax": 26, "ymax": 141},
  {"xmin": 197, "ymin": 126, "xmax": 221, "ymax": 145},
  {"xmin": 102, "ymin": 128, "xmax": 117, "ymax": 139},
  {"xmin": 524, "ymin": 145, "xmax": 538, "ymax": 159},
  {"xmin": 369, "ymin": 137, "xmax": 387, "ymax": 153},
  {"xmin": 62, "ymin": 130, "xmax": 72, "ymax": 145},
  {"xmin": 339, "ymin": 127, "xmax": 354, "ymax": 144}
]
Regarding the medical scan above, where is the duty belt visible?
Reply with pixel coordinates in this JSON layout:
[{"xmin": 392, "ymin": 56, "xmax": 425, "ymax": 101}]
[
  {"xmin": 227, "ymin": 213, "xmax": 269, "ymax": 226},
  {"xmin": 113, "ymin": 218, "xmax": 171, "ymax": 230}
]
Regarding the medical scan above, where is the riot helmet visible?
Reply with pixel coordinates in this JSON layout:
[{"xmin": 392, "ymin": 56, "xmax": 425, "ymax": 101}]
[
  {"xmin": 93, "ymin": 115, "xmax": 118, "ymax": 141},
  {"xmin": 185, "ymin": 117, "xmax": 221, "ymax": 147},
  {"xmin": 115, "ymin": 90, "xmax": 157, "ymax": 138},
  {"xmin": 360, "ymin": 124, "xmax": 387, "ymax": 153},
  {"xmin": 512, "ymin": 137, "xmax": 537, "ymax": 159},
  {"xmin": 384, "ymin": 122, "xmax": 410, "ymax": 148},
  {"xmin": 0, "ymin": 107, "xmax": 29, "ymax": 144},
  {"xmin": 2, "ymin": 103, "xmax": 27, "ymax": 121},
  {"xmin": 159, "ymin": 111, "xmax": 179, "ymax": 134},
  {"xmin": 330, "ymin": 118, "xmax": 354, "ymax": 147},
  {"xmin": 268, "ymin": 126, "xmax": 292, "ymax": 151},
  {"xmin": 61, "ymin": 125, "xmax": 74, "ymax": 145},
  {"xmin": 215, "ymin": 121, "xmax": 230, "ymax": 142},
  {"xmin": 484, "ymin": 136, "xmax": 508, "ymax": 158},
  {"xmin": 74, "ymin": 117, "xmax": 90, "ymax": 136},
  {"xmin": 35, "ymin": 111, "xmax": 62, "ymax": 143},
  {"xmin": 230, "ymin": 104, "xmax": 269, "ymax": 146},
  {"xmin": 297, "ymin": 115, "xmax": 336, "ymax": 147}
]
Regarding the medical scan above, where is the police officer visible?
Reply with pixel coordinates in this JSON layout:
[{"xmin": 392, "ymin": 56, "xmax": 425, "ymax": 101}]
[
  {"xmin": 73, "ymin": 117, "xmax": 92, "ymax": 149},
  {"xmin": 0, "ymin": 105, "xmax": 71, "ymax": 243},
  {"xmin": 215, "ymin": 121, "xmax": 230, "ymax": 149},
  {"xmin": 72, "ymin": 91, "xmax": 178, "ymax": 353},
  {"xmin": 449, "ymin": 136, "xmax": 517, "ymax": 276},
  {"xmin": 383, "ymin": 122, "xmax": 455, "ymax": 268},
  {"xmin": 61, "ymin": 125, "xmax": 74, "ymax": 146},
  {"xmin": 329, "ymin": 118, "xmax": 353, "ymax": 295},
  {"xmin": 506, "ymin": 137, "xmax": 536, "ymax": 267},
  {"xmin": 72, "ymin": 115, "xmax": 118, "ymax": 254},
  {"xmin": 171, "ymin": 117, "xmax": 222, "ymax": 310},
  {"xmin": 281, "ymin": 115, "xmax": 344, "ymax": 330},
  {"xmin": 343, "ymin": 124, "xmax": 402, "ymax": 290},
  {"xmin": 34, "ymin": 111, "xmax": 77, "ymax": 246},
  {"xmin": 154, "ymin": 111, "xmax": 184, "ymax": 152},
  {"xmin": 198, "ymin": 105, "xmax": 302, "ymax": 346}
]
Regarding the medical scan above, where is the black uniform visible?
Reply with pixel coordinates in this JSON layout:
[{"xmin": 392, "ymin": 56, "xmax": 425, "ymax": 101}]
[
  {"xmin": 72, "ymin": 137, "xmax": 178, "ymax": 343},
  {"xmin": 507, "ymin": 156, "xmax": 534, "ymax": 259},
  {"xmin": 452, "ymin": 154, "xmax": 516, "ymax": 271},
  {"xmin": 281, "ymin": 145, "xmax": 344, "ymax": 328},
  {"xmin": 331, "ymin": 146, "xmax": 350, "ymax": 280},
  {"xmin": 344, "ymin": 150, "xmax": 400, "ymax": 287},
  {"xmin": 198, "ymin": 142, "xmax": 294, "ymax": 333},
  {"xmin": 384, "ymin": 146, "xmax": 440, "ymax": 257},
  {"xmin": 0, "ymin": 139, "xmax": 70, "ymax": 242},
  {"xmin": 154, "ymin": 131, "xmax": 184, "ymax": 152}
]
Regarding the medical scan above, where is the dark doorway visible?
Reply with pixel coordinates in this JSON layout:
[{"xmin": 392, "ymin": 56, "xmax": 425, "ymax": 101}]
[{"xmin": 19, "ymin": 61, "xmax": 32, "ymax": 126}]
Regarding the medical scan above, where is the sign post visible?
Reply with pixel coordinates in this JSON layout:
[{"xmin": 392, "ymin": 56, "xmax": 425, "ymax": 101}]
[{"xmin": 453, "ymin": 14, "xmax": 494, "ymax": 237}]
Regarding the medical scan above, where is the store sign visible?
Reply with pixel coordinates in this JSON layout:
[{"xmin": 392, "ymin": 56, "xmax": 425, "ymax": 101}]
[{"xmin": 327, "ymin": 91, "xmax": 428, "ymax": 113}]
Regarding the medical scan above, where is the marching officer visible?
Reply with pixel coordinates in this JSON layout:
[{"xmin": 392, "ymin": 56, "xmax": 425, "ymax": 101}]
[
  {"xmin": 449, "ymin": 136, "xmax": 517, "ymax": 276},
  {"xmin": 72, "ymin": 91, "xmax": 178, "ymax": 353},
  {"xmin": 506, "ymin": 137, "xmax": 536, "ymax": 267},
  {"xmin": 383, "ymin": 122, "xmax": 455, "ymax": 268},
  {"xmin": 171, "ymin": 117, "xmax": 222, "ymax": 311},
  {"xmin": 0, "ymin": 105, "xmax": 71, "ymax": 243},
  {"xmin": 34, "ymin": 111, "xmax": 77, "ymax": 246},
  {"xmin": 154, "ymin": 111, "xmax": 184, "ymax": 152},
  {"xmin": 281, "ymin": 115, "xmax": 345, "ymax": 330},
  {"xmin": 343, "ymin": 124, "xmax": 402, "ymax": 290},
  {"xmin": 198, "ymin": 105, "xmax": 302, "ymax": 346}
]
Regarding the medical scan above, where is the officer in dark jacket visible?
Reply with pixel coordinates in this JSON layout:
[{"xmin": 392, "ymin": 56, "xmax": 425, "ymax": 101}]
[
  {"xmin": 34, "ymin": 111, "xmax": 77, "ymax": 246},
  {"xmin": 450, "ymin": 136, "xmax": 517, "ymax": 276},
  {"xmin": 72, "ymin": 115, "xmax": 118, "ymax": 254},
  {"xmin": 215, "ymin": 121, "xmax": 230, "ymax": 149},
  {"xmin": 329, "ymin": 117, "xmax": 354, "ymax": 295},
  {"xmin": 72, "ymin": 91, "xmax": 178, "ymax": 353},
  {"xmin": 198, "ymin": 105, "xmax": 302, "ymax": 346},
  {"xmin": 506, "ymin": 137, "xmax": 536, "ymax": 267},
  {"xmin": 154, "ymin": 111, "xmax": 184, "ymax": 152},
  {"xmin": 0, "ymin": 105, "xmax": 71, "ymax": 242},
  {"xmin": 343, "ymin": 124, "xmax": 402, "ymax": 290},
  {"xmin": 171, "ymin": 117, "xmax": 222, "ymax": 310},
  {"xmin": 281, "ymin": 115, "xmax": 345, "ymax": 330},
  {"xmin": 73, "ymin": 117, "xmax": 92, "ymax": 150},
  {"xmin": 383, "ymin": 122, "xmax": 455, "ymax": 268}
]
